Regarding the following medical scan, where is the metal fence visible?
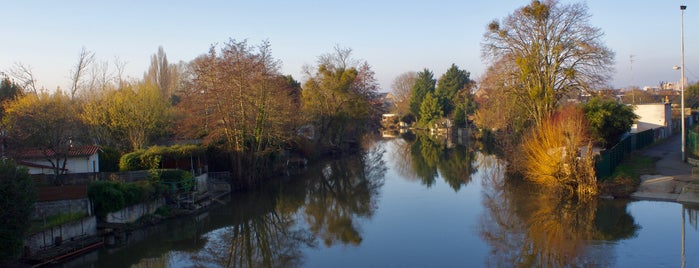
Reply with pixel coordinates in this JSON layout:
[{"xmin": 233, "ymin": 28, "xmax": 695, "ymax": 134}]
[
  {"xmin": 595, "ymin": 128, "xmax": 656, "ymax": 180},
  {"xmin": 688, "ymin": 130, "xmax": 699, "ymax": 156}
]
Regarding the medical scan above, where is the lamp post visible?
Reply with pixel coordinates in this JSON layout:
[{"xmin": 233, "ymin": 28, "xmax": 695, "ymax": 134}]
[{"xmin": 680, "ymin": 4, "xmax": 687, "ymax": 162}]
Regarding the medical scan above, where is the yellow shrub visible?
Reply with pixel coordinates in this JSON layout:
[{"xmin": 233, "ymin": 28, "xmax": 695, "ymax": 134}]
[{"xmin": 521, "ymin": 106, "xmax": 597, "ymax": 196}]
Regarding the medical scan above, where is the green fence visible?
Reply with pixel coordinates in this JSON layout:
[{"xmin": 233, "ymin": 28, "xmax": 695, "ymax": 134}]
[
  {"xmin": 689, "ymin": 130, "xmax": 699, "ymax": 156},
  {"xmin": 595, "ymin": 128, "xmax": 656, "ymax": 180}
]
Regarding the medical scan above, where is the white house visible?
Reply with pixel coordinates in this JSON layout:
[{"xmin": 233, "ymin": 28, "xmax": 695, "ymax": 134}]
[{"xmin": 17, "ymin": 145, "xmax": 100, "ymax": 175}]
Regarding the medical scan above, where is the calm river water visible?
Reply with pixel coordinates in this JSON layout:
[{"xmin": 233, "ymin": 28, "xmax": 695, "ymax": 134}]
[{"xmin": 59, "ymin": 135, "xmax": 699, "ymax": 267}]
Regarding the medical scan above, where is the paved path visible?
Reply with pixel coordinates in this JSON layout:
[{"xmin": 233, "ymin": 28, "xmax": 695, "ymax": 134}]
[{"xmin": 629, "ymin": 133, "xmax": 699, "ymax": 204}]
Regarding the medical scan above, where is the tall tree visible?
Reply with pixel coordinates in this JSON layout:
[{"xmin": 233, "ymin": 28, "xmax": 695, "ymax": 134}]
[
  {"xmin": 69, "ymin": 47, "xmax": 95, "ymax": 99},
  {"xmin": 435, "ymin": 63, "xmax": 471, "ymax": 116},
  {"xmin": 145, "ymin": 46, "xmax": 178, "ymax": 101},
  {"xmin": 482, "ymin": 0, "xmax": 614, "ymax": 127},
  {"xmin": 390, "ymin": 71, "xmax": 417, "ymax": 115},
  {"xmin": 302, "ymin": 46, "xmax": 379, "ymax": 149},
  {"xmin": 409, "ymin": 69, "xmax": 436, "ymax": 117},
  {"xmin": 3, "ymin": 91, "xmax": 84, "ymax": 180},
  {"xmin": 9, "ymin": 62, "xmax": 38, "ymax": 94},
  {"xmin": 82, "ymin": 81, "xmax": 171, "ymax": 151},
  {"xmin": 178, "ymin": 39, "xmax": 300, "ymax": 180}
]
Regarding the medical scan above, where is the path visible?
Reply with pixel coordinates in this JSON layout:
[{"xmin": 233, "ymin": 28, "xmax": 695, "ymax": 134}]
[{"xmin": 630, "ymin": 132, "xmax": 699, "ymax": 204}]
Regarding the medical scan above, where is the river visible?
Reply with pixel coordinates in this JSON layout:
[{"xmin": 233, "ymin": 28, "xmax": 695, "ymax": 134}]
[{"xmin": 57, "ymin": 135, "xmax": 699, "ymax": 267}]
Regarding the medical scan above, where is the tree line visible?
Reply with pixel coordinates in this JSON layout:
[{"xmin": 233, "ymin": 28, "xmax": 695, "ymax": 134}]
[{"xmin": 0, "ymin": 41, "xmax": 382, "ymax": 181}]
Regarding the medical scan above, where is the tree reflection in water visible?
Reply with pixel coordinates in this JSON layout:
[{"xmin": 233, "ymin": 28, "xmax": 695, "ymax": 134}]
[
  {"xmin": 191, "ymin": 190, "xmax": 314, "ymax": 268},
  {"xmin": 190, "ymin": 143, "xmax": 387, "ymax": 267},
  {"xmin": 303, "ymin": 144, "xmax": 387, "ymax": 247},
  {"xmin": 479, "ymin": 154, "xmax": 640, "ymax": 267},
  {"xmin": 392, "ymin": 132, "xmax": 477, "ymax": 191}
]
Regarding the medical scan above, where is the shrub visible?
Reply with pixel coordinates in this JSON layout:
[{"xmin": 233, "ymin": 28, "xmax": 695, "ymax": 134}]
[
  {"xmin": 159, "ymin": 169, "xmax": 195, "ymax": 193},
  {"xmin": 521, "ymin": 105, "xmax": 597, "ymax": 196},
  {"xmin": 88, "ymin": 181, "xmax": 156, "ymax": 218},
  {"xmin": 0, "ymin": 160, "xmax": 36, "ymax": 261},
  {"xmin": 119, "ymin": 151, "xmax": 143, "ymax": 171},
  {"xmin": 118, "ymin": 144, "xmax": 205, "ymax": 171}
]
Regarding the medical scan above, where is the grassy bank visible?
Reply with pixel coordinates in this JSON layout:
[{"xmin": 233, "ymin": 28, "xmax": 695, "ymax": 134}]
[{"xmin": 598, "ymin": 153, "xmax": 656, "ymax": 198}]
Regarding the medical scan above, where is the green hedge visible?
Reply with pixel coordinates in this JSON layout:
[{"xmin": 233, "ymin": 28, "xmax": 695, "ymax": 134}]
[
  {"xmin": 88, "ymin": 181, "xmax": 163, "ymax": 217},
  {"xmin": 119, "ymin": 144, "xmax": 204, "ymax": 171}
]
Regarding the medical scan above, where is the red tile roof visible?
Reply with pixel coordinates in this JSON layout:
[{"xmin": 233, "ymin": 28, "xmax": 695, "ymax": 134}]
[{"xmin": 17, "ymin": 145, "xmax": 100, "ymax": 159}]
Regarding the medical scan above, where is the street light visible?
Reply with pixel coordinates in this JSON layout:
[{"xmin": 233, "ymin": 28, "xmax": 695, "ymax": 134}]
[{"xmin": 680, "ymin": 5, "xmax": 687, "ymax": 162}]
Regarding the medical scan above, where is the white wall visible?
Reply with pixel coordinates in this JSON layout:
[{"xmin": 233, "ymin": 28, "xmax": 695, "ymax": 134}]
[
  {"xmin": 22, "ymin": 154, "xmax": 99, "ymax": 175},
  {"xmin": 632, "ymin": 103, "xmax": 672, "ymax": 133}
]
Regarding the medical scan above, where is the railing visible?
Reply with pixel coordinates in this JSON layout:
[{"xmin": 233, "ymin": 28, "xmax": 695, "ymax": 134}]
[{"xmin": 595, "ymin": 128, "xmax": 656, "ymax": 180}]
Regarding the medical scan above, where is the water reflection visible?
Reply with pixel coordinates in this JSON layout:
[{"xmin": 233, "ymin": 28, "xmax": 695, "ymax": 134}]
[
  {"xmin": 192, "ymin": 144, "xmax": 387, "ymax": 267},
  {"xmin": 390, "ymin": 132, "xmax": 476, "ymax": 191},
  {"xmin": 190, "ymin": 190, "xmax": 314, "ymax": 267},
  {"xmin": 478, "ymin": 155, "xmax": 640, "ymax": 267},
  {"xmin": 302, "ymin": 145, "xmax": 387, "ymax": 247}
]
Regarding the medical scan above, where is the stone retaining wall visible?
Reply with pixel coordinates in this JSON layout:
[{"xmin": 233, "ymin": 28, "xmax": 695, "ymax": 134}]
[
  {"xmin": 25, "ymin": 216, "xmax": 97, "ymax": 251},
  {"xmin": 32, "ymin": 198, "xmax": 92, "ymax": 220},
  {"xmin": 105, "ymin": 198, "xmax": 165, "ymax": 224}
]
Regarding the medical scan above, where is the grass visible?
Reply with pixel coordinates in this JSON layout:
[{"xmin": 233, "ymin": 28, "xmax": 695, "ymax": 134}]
[
  {"xmin": 29, "ymin": 212, "xmax": 87, "ymax": 233},
  {"xmin": 610, "ymin": 153, "xmax": 657, "ymax": 180},
  {"xmin": 599, "ymin": 153, "xmax": 656, "ymax": 198}
]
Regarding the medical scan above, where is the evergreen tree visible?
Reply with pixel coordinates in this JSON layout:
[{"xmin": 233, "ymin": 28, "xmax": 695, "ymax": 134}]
[
  {"xmin": 419, "ymin": 92, "xmax": 443, "ymax": 127},
  {"xmin": 435, "ymin": 64, "xmax": 471, "ymax": 116},
  {"xmin": 409, "ymin": 69, "xmax": 436, "ymax": 118}
]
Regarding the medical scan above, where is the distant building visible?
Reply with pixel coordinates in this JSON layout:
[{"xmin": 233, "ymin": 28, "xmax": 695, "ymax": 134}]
[{"xmin": 16, "ymin": 145, "xmax": 100, "ymax": 175}]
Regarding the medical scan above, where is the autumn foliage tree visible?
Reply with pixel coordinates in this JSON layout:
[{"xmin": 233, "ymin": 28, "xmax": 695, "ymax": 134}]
[
  {"xmin": 177, "ymin": 39, "xmax": 301, "ymax": 180},
  {"xmin": 81, "ymin": 81, "xmax": 171, "ymax": 151},
  {"xmin": 3, "ymin": 91, "xmax": 84, "ymax": 180}
]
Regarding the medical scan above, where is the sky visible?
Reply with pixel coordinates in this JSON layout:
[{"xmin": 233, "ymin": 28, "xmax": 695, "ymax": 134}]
[{"xmin": 1, "ymin": 0, "xmax": 697, "ymax": 92}]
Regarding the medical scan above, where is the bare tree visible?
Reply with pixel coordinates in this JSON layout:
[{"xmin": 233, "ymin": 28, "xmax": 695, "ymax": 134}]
[
  {"xmin": 145, "ymin": 46, "xmax": 174, "ymax": 99},
  {"xmin": 390, "ymin": 71, "xmax": 417, "ymax": 115},
  {"xmin": 113, "ymin": 56, "xmax": 128, "ymax": 89},
  {"xmin": 9, "ymin": 62, "xmax": 38, "ymax": 94},
  {"xmin": 69, "ymin": 47, "xmax": 95, "ymax": 98},
  {"xmin": 482, "ymin": 0, "xmax": 614, "ymax": 127}
]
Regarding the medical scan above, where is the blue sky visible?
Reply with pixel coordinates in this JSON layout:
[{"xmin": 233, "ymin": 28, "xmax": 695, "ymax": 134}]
[{"xmin": 1, "ymin": 0, "xmax": 696, "ymax": 92}]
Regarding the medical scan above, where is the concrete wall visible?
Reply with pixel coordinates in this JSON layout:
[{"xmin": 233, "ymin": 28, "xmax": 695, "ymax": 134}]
[
  {"xmin": 105, "ymin": 198, "xmax": 165, "ymax": 224},
  {"xmin": 32, "ymin": 198, "xmax": 92, "ymax": 219},
  {"xmin": 633, "ymin": 103, "xmax": 672, "ymax": 134},
  {"xmin": 196, "ymin": 173, "xmax": 208, "ymax": 194},
  {"xmin": 25, "ymin": 216, "xmax": 97, "ymax": 251}
]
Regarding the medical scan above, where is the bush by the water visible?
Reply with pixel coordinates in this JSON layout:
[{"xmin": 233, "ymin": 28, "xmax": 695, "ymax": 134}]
[
  {"xmin": 520, "ymin": 106, "xmax": 597, "ymax": 196},
  {"xmin": 158, "ymin": 169, "xmax": 195, "ymax": 193},
  {"xmin": 88, "ymin": 181, "xmax": 162, "ymax": 217}
]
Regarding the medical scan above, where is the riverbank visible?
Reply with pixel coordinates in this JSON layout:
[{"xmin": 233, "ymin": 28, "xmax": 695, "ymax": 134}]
[
  {"xmin": 630, "ymin": 133, "xmax": 699, "ymax": 204},
  {"xmin": 17, "ymin": 174, "xmax": 232, "ymax": 267}
]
